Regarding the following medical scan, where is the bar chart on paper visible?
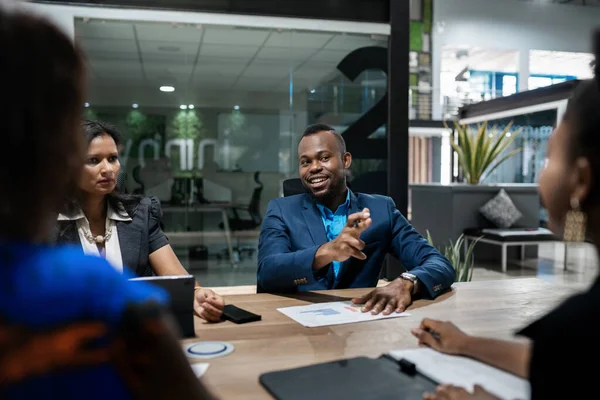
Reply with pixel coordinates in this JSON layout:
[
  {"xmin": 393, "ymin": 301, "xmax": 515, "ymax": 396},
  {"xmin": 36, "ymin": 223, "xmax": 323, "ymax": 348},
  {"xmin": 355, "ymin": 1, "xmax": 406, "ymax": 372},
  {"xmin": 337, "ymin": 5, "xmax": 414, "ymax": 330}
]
[{"xmin": 277, "ymin": 301, "xmax": 410, "ymax": 327}]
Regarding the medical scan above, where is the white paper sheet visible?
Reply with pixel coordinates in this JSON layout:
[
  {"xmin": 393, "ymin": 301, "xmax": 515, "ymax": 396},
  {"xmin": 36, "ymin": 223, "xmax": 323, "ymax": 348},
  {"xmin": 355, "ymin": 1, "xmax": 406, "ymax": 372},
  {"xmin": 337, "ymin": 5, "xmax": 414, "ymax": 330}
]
[
  {"xmin": 277, "ymin": 301, "xmax": 410, "ymax": 328},
  {"xmin": 191, "ymin": 363, "xmax": 210, "ymax": 377},
  {"xmin": 390, "ymin": 348, "xmax": 530, "ymax": 400}
]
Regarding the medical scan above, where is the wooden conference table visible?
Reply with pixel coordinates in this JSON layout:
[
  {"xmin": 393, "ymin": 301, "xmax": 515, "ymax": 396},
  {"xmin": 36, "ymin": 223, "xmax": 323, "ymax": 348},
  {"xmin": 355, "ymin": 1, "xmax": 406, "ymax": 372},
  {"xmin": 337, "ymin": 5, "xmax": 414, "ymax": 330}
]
[{"xmin": 185, "ymin": 278, "xmax": 584, "ymax": 399}]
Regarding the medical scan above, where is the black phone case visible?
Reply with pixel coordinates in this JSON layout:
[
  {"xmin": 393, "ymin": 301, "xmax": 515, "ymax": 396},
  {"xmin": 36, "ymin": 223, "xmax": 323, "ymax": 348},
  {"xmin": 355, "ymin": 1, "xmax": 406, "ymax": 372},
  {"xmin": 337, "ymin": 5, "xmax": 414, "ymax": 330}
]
[{"xmin": 222, "ymin": 304, "xmax": 262, "ymax": 324}]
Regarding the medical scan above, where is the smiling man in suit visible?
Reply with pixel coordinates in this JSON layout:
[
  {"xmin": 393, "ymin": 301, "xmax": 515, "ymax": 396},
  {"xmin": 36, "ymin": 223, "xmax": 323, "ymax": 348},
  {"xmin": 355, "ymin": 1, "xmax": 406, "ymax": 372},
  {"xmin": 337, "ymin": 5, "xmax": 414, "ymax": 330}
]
[{"xmin": 257, "ymin": 124, "xmax": 454, "ymax": 315}]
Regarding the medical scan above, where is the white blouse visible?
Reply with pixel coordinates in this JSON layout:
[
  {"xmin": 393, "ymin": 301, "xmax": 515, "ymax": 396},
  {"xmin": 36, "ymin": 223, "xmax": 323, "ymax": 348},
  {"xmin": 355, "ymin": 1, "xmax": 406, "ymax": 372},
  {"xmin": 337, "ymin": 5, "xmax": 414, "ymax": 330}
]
[{"xmin": 57, "ymin": 203, "xmax": 132, "ymax": 273}]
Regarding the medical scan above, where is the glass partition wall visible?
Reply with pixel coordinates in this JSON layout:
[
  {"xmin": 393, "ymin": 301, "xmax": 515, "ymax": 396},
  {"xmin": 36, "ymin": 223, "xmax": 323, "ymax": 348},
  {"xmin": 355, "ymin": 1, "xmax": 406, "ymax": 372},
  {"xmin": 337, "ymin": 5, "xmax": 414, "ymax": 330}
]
[
  {"xmin": 76, "ymin": 18, "xmax": 388, "ymax": 286},
  {"xmin": 460, "ymin": 108, "xmax": 559, "ymax": 227}
]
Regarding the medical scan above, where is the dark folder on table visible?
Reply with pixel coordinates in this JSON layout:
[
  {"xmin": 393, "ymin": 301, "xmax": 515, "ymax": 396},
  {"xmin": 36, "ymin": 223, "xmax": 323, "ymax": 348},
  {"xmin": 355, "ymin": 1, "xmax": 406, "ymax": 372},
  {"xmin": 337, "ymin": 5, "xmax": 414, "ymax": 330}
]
[{"xmin": 259, "ymin": 355, "xmax": 437, "ymax": 400}]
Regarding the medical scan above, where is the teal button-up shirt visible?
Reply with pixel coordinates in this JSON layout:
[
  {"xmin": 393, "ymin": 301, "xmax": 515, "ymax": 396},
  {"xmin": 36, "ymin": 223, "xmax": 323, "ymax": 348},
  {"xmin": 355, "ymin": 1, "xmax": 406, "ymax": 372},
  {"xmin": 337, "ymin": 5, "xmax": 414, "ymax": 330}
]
[{"xmin": 316, "ymin": 190, "xmax": 351, "ymax": 277}]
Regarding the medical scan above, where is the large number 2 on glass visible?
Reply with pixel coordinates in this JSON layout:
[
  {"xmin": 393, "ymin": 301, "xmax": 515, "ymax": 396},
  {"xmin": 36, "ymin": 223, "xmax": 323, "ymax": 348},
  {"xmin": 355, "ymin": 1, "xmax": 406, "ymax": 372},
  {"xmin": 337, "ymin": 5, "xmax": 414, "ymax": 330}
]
[{"xmin": 336, "ymin": 46, "xmax": 388, "ymax": 159}]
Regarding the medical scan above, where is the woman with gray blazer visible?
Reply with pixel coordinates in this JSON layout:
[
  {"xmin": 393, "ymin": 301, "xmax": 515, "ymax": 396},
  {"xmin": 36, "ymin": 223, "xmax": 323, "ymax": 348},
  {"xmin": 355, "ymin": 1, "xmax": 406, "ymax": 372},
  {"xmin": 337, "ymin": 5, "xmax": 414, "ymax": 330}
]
[{"xmin": 56, "ymin": 120, "xmax": 224, "ymax": 322}]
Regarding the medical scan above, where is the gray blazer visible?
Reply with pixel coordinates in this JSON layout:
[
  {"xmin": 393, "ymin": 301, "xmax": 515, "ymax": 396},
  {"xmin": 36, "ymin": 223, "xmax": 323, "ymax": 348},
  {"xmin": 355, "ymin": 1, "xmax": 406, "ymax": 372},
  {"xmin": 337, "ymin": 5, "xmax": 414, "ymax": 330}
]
[{"xmin": 55, "ymin": 196, "xmax": 169, "ymax": 277}]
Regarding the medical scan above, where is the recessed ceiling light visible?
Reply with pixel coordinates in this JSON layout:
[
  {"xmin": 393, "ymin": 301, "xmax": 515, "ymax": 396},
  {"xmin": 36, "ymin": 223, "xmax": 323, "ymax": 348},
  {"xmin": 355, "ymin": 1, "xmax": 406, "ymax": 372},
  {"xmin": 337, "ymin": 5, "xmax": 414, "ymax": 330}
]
[
  {"xmin": 132, "ymin": 103, "xmax": 139, "ymax": 109},
  {"xmin": 84, "ymin": 102, "xmax": 90, "ymax": 107},
  {"xmin": 160, "ymin": 86, "xmax": 175, "ymax": 92},
  {"xmin": 233, "ymin": 105, "xmax": 240, "ymax": 110},
  {"xmin": 180, "ymin": 105, "xmax": 188, "ymax": 110},
  {"xmin": 310, "ymin": 89, "xmax": 316, "ymax": 94},
  {"xmin": 188, "ymin": 105, "xmax": 195, "ymax": 109}
]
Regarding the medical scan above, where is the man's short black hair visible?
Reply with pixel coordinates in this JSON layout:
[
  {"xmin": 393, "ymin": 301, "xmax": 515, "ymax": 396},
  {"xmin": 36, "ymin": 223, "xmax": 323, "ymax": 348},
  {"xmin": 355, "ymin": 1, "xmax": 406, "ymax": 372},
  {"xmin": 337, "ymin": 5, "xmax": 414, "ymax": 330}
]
[{"xmin": 300, "ymin": 123, "xmax": 347, "ymax": 154}]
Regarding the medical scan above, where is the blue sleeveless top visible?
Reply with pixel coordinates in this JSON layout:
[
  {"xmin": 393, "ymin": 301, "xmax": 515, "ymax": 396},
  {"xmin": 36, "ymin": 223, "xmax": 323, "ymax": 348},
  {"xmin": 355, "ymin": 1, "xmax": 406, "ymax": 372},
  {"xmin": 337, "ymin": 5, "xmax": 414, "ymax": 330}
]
[{"xmin": 0, "ymin": 241, "xmax": 168, "ymax": 399}]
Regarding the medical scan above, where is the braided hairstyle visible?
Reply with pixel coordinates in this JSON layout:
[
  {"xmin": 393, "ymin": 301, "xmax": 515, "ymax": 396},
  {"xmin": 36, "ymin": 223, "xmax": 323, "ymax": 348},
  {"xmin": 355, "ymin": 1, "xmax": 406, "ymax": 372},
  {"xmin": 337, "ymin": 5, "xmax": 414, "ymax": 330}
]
[{"xmin": 562, "ymin": 28, "xmax": 600, "ymax": 211}]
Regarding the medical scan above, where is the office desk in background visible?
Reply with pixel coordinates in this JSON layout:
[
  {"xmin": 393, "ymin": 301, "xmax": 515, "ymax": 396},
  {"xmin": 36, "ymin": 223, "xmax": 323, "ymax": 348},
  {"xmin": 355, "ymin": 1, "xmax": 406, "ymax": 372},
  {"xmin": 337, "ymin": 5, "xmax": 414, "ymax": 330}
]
[
  {"xmin": 163, "ymin": 204, "xmax": 235, "ymax": 266},
  {"xmin": 187, "ymin": 278, "xmax": 584, "ymax": 400}
]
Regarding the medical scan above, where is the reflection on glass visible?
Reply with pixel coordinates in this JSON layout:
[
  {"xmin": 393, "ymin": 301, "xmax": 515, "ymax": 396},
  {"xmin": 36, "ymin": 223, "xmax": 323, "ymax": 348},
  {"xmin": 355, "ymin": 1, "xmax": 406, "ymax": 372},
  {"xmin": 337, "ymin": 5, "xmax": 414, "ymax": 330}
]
[
  {"xmin": 528, "ymin": 49, "xmax": 594, "ymax": 90},
  {"xmin": 465, "ymin": 110, "xmax": 557, "ymax": 226},
  {"xmin": 75, "ymin": 18, "xmax": 389, "ymax": 285},
  {"xmin": 440, "ymin": 45, "xmax": 519, "ymax": 118}
]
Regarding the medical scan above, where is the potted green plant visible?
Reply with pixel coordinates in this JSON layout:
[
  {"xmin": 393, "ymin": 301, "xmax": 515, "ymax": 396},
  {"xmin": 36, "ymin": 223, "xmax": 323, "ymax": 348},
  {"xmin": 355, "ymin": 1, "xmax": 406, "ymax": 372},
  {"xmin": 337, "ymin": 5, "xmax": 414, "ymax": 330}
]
[
  {"xmin": 411, "ymin": 120, "xmax": 536, "ymax": 270},
  {"xmin": 426, "ymin": 230, "xmax": 481, "ymax": 282},
  {"xmin": 449, "ymin": 120, "xmax": 523, "ymax": 184}
]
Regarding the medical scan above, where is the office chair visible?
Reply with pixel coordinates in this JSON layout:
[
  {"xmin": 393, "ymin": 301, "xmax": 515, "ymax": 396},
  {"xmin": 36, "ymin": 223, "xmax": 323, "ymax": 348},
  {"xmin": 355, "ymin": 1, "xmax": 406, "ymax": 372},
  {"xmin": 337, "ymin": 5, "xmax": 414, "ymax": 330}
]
[
  {"xmin": 132, "ymin": 165, "xmax": 145, "ymax": 195},
  {"xmin": 283, "ymin": 178, "xmax": 308, "ymax": 197},
  {"xmin": 216, "ymin": 172, "xmax": 263, "ymax": 261},
  {"xmin": 116, "ymin": 169, "xmax": 128, "ymax": 193}
]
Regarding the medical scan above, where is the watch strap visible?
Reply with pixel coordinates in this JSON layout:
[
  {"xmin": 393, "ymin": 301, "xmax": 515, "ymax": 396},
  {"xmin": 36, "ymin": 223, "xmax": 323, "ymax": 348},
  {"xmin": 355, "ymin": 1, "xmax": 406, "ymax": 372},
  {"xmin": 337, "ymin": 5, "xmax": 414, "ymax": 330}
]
[{"xmin": 400, "ymin": 273, "xmax": 419, "ymax": 295}]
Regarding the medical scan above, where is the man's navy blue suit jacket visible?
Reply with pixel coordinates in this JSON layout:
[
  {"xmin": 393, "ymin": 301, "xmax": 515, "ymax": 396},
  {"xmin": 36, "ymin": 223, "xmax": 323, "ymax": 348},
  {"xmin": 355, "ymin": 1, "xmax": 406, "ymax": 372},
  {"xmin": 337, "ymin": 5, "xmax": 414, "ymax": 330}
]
[{"xmin": 257, "ymin": 190, "xmax": 454, "ymax": 298}]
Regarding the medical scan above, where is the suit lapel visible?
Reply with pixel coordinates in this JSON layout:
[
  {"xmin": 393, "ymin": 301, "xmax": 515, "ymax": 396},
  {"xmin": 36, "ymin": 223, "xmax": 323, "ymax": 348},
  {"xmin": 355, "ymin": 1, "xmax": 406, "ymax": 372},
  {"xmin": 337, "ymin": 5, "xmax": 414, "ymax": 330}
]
[
  {"xmin": 301, "ymin": 195, "xmax": 328, "ymax": 246},
  {"xmin": 335, "ymin": 190, "xmax": 361, "ymax": 288},
  {"xmin": 117, "ymin": 220, "xmax": 142, "ymax": 274},
  {"xmin": 348, "ymin": 190, "xmax": 360, "ymax": 216}
]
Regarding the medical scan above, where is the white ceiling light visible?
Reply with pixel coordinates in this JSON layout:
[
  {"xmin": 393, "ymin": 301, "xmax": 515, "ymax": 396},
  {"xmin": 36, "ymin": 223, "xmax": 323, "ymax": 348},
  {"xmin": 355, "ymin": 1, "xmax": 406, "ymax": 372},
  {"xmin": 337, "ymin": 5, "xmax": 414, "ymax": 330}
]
[
  {"xmin": 310, "ymin": 89, "xmax": 316, "ymax": 94},
  {"xmin": 188, "ymin": 104, "xmax": 195, "ymax": 109},
  {"xmin": 233, "ymin": 105, "xmax": 240, "ymax": 110},
  {"xmin": 84, "ymin": 102, "xmax": 90, "ymax": 107},
  {"xmin": 160, "ymin": 86, "xmax": 175, "ymax": 92},
  {"xmin": 132, "ymin": 103, "xmax": 139, "ymax": 109},
  {"xmin": 180, "ymin": 105, "xmax": 188, "ymax": 110}
]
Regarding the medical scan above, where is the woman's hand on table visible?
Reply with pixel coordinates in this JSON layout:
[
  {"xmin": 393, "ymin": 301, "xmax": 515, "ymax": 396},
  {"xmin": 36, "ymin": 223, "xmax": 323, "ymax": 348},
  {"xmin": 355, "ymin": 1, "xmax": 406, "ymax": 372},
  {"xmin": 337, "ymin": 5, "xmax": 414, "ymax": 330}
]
[
  {"xmin": 411, "ymin": 319, "xmax": 470, "ymax": 355},
  {"xmin": 194, "ymin": 288, "xmax": 225, "ymax": 322},
  {"xmin": 423, "ymin": 384, "xmax": 500, "ymax": 400}
]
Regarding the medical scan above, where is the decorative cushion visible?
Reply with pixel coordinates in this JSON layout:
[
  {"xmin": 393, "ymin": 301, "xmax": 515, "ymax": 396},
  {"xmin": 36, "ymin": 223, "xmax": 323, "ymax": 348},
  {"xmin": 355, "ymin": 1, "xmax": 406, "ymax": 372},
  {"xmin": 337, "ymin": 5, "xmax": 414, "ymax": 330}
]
[{"xmin": 479, "ymin": 189, "xmax": 523, "ymax": 228}]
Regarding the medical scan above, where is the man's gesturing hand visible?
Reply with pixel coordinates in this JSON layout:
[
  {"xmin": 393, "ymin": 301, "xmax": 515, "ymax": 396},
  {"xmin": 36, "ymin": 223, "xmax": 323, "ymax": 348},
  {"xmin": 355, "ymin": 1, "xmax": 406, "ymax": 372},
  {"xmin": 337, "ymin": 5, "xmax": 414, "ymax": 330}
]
[
  {"xmin": 312, "ymin": 208, "xmax": 372, "ymax": 270},
  {"xmin": 328, "ymin": 208, "xmax": 372, "ymax": 262}
]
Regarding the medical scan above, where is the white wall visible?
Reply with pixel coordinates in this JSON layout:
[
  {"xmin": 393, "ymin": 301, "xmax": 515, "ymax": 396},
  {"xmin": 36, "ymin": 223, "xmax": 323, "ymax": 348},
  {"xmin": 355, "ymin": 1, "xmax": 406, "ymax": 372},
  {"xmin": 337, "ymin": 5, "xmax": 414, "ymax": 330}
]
[{"xmin": 433, "ymin": 0, "xmax": 600, "ymax": 119}]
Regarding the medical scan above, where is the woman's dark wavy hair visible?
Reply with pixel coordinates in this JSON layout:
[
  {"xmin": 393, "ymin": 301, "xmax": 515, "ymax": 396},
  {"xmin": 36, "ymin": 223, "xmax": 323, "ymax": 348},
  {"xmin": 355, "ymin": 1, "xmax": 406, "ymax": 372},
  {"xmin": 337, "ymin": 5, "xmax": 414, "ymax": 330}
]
[
  {"xmin": 0, "ymin": 7, "xmax": 86, "ymax": 241},
  {"xmin": 63, "ymin": 120, "xmax": 141, "ymax": 217},
  {"xmin": 562, "ymin": 28, "xmax": 600, "ymax": 211}
]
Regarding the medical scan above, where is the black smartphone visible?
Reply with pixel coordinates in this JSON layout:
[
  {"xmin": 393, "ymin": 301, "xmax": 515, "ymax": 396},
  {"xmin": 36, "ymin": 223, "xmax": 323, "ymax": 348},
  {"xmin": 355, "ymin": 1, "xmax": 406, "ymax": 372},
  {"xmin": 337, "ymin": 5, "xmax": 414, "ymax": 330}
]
[{"xmin": 221, "ymin": 304, "xmax": 262, "ymax": 324}]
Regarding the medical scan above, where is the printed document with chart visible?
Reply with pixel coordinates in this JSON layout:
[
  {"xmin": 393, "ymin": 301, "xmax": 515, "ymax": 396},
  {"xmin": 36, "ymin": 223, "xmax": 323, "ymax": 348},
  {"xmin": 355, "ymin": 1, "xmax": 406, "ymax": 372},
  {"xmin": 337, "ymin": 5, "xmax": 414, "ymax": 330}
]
[{"xmin": 277, "ymin": 301, "xmax": 410, "ymax": 327}]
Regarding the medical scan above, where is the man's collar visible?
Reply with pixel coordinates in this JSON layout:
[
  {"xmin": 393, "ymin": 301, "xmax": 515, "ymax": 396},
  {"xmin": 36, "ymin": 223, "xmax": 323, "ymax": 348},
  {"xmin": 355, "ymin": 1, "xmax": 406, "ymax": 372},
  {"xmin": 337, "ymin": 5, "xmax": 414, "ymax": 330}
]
[{"xmin": 315, "ymin": 189, "xmax": 352, "ymax": 213}]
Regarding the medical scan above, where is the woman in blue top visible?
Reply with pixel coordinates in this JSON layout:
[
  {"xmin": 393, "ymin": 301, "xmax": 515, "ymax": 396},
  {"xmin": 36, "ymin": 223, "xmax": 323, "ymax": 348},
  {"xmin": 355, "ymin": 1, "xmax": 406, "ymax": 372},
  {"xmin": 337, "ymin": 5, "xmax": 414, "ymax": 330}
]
[{"xmin": 0, "ymin": 6, "xmax": 214, "ymax": 400}]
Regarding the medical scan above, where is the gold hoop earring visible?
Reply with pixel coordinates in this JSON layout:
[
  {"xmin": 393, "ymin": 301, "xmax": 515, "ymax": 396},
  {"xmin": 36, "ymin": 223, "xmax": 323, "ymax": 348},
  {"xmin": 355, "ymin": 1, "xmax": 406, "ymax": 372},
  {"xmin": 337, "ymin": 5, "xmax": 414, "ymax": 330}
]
[{"xmin": 563, "ymin": 198, "xmax": 587, "ymax": 242}]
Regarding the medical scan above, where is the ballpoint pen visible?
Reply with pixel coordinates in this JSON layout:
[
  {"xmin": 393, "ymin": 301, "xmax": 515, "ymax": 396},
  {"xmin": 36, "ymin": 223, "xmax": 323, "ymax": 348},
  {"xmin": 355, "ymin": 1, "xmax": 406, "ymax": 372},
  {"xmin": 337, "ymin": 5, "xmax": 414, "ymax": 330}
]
[{"xmin": 426, "ymin": 328, "xmax": 441, "ymax": 341}]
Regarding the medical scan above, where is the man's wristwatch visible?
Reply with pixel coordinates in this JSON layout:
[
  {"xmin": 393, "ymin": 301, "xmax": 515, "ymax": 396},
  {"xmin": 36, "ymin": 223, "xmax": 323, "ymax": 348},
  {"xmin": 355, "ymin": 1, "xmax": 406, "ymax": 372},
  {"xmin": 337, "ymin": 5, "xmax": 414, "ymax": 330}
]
[{"xmin": 400, "ymin": 272, "xmax": 419, "ymax": 295}]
